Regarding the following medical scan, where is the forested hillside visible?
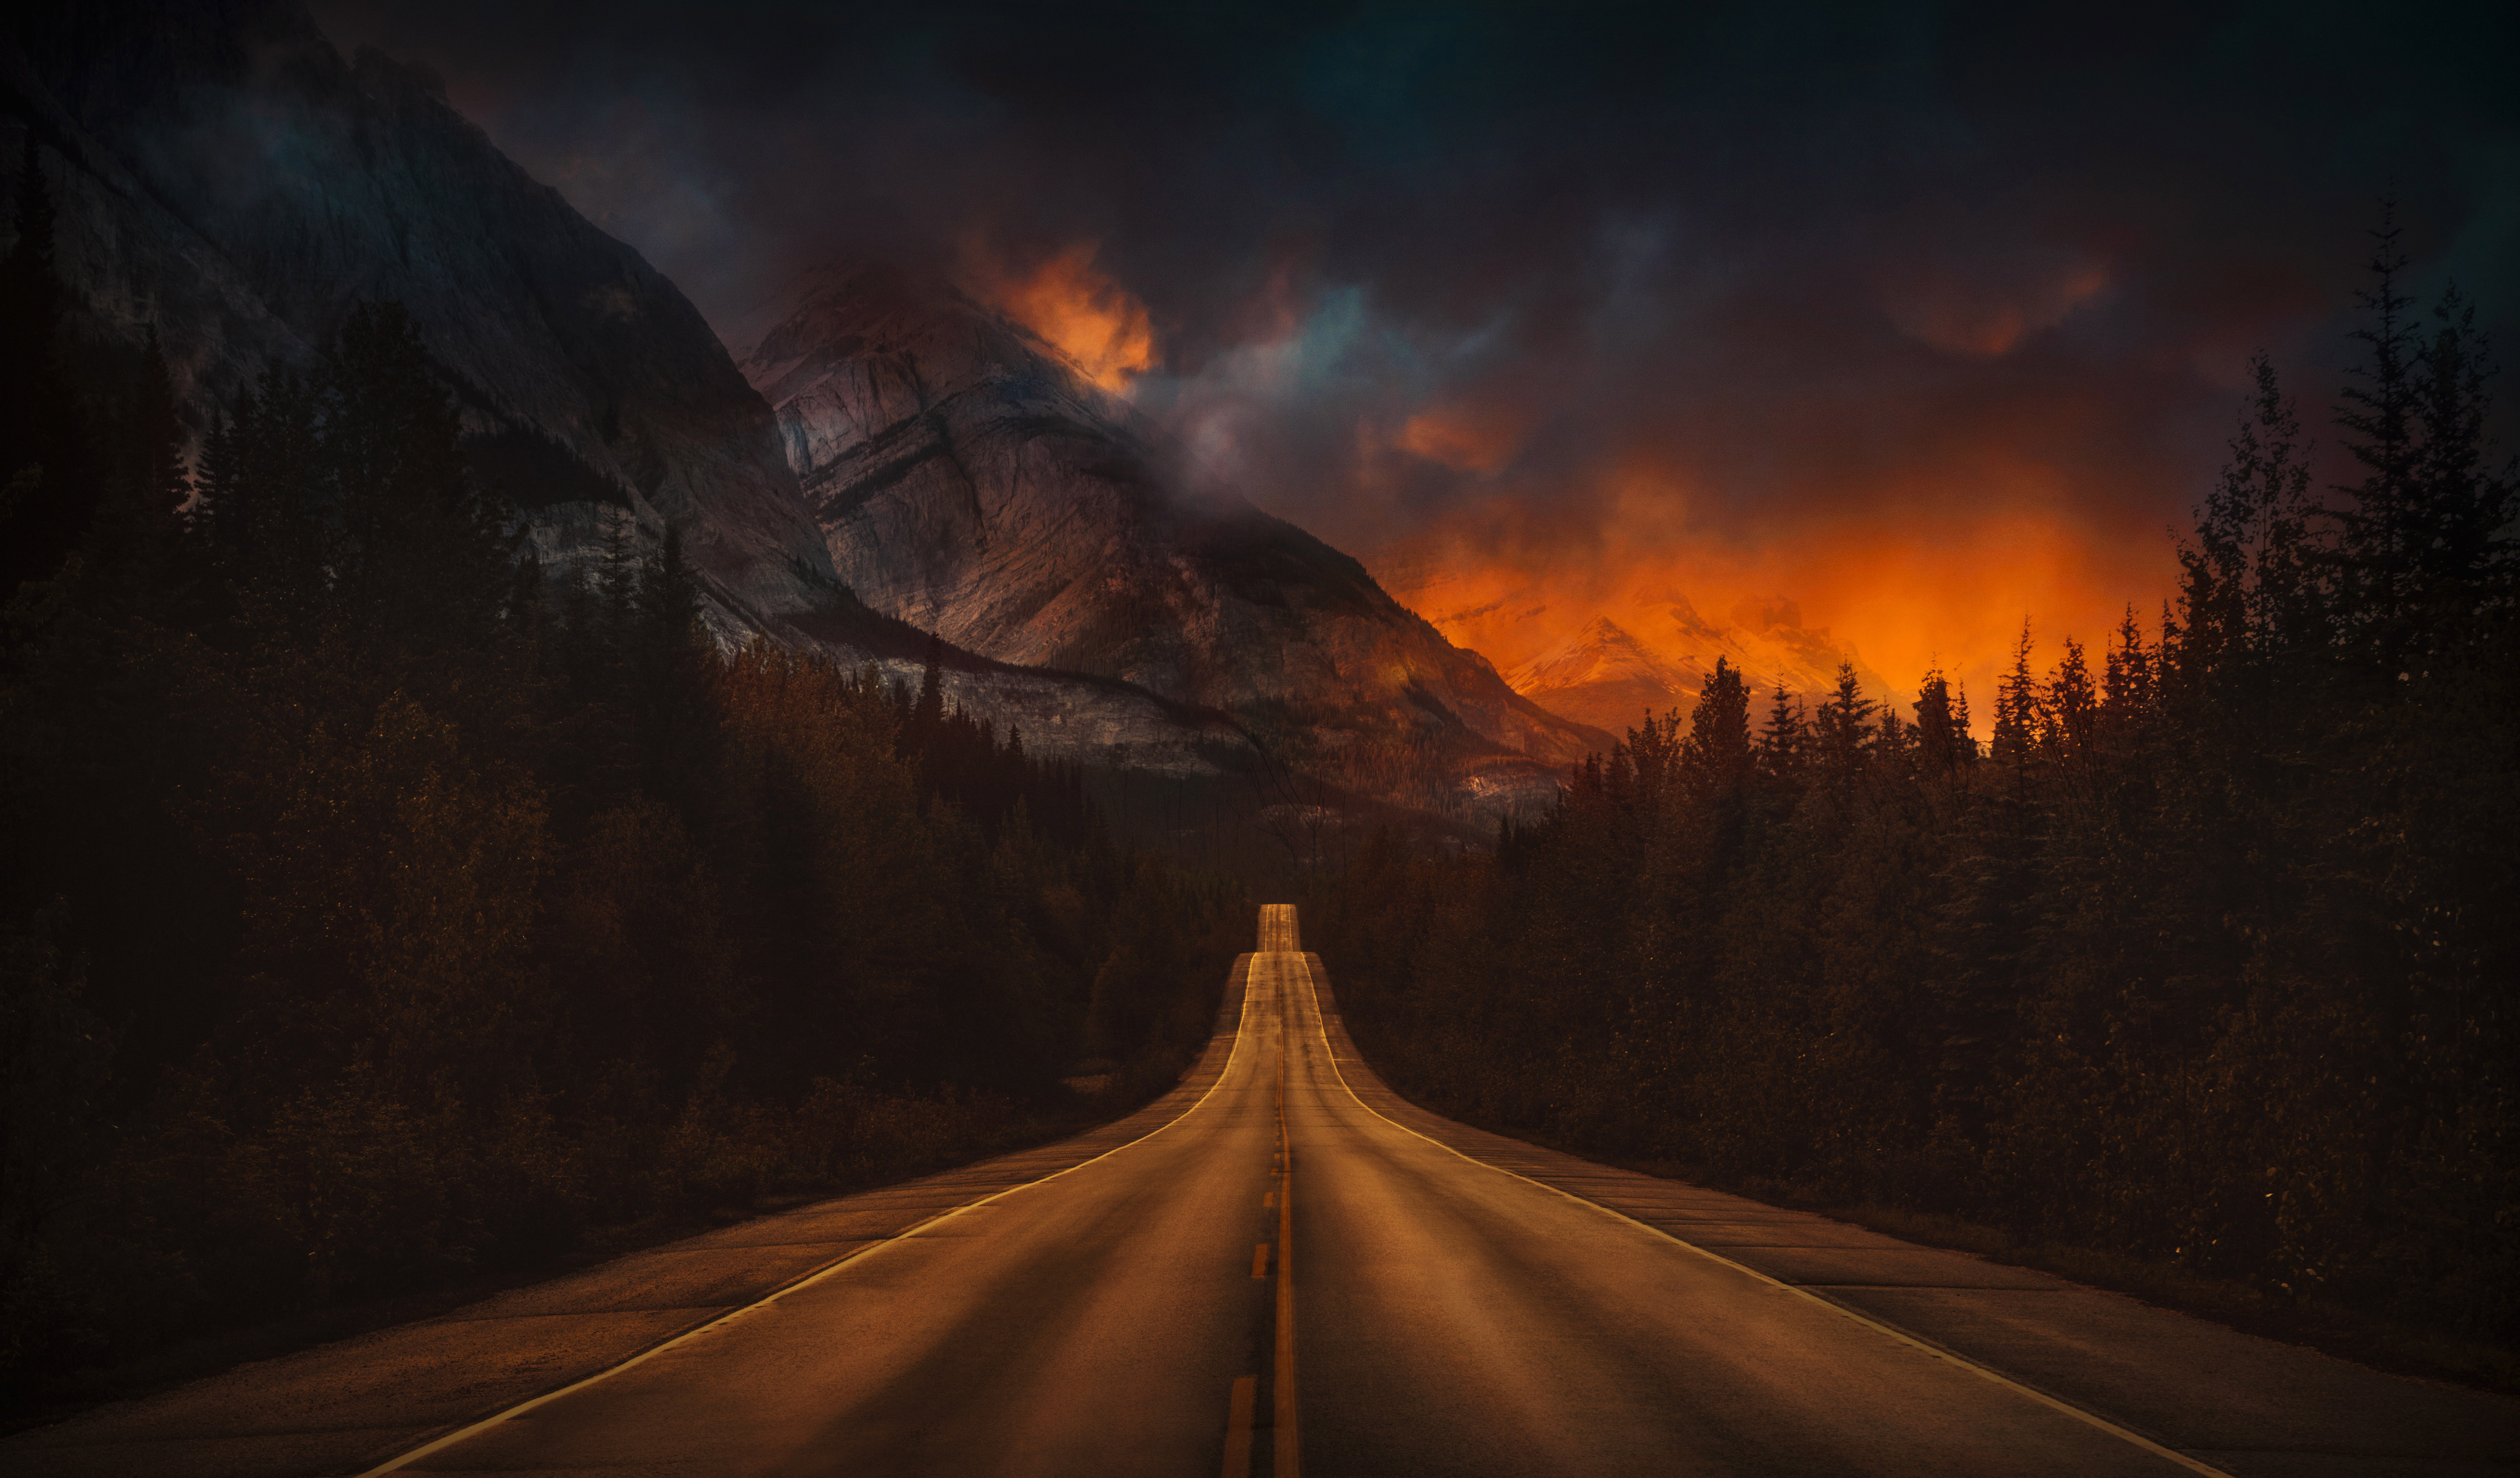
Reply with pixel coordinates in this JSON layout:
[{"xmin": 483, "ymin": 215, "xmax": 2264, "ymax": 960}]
[
  {"xmin": 1315, "ymin": 238, "xmax": 2519, "ymax": 1347},
  {"xmin": 0, "ymin": 173, "xmax": 1246, "ymax": 1382}
]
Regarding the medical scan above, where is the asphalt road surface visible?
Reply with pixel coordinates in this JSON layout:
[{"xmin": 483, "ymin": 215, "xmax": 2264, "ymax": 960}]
[{"xmin": 8, "ymin": 904, "xmax": 2514, "ymax": 1476}]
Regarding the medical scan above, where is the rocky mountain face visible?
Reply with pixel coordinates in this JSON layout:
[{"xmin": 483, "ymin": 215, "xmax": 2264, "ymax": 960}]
[
  {"xmin": 1504, "ymin": 598, "xmax": 1895, "ymax": 735},
  {"xmin": 4, "ymin": 0, "xmax": 1262, "ymax": 779},
  {"xmin": 741, "ymin": 262, "xmax": 1609, "ymax": 814},
  {"xmin": 1505, "ymin": 616, "xmax": 1707, "ymax": 736},
  {"xmin": 5, "ymin": 0, "xmax": 833, "ymax": 630},
  {"xmin": 1374, "ymin": 551, "xmax": 1894, "ymax": 737}
]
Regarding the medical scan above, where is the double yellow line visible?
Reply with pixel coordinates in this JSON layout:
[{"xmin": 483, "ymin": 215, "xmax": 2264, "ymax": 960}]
[
  {"xmin": 1275, "ymin": 971, "xmax": 1298, "ymax": 1478},
  {"xmin": 1224, "ymin": 947, "xmax": 1300, "ymax": 1478}
]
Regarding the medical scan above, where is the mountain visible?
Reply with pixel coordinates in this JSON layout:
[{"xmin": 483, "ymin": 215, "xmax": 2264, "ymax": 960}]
[
  {"xmin": 1506, "ymin": 617, "xmax": 1706, "ymax": 735},
  {"xmin": 3, "ymin": 0, "xmax": 846, "ymax": 633},
  {"xmin": 3, "ymin": 0, "xmax": 1271, "ymax": 780},
  {"xmin": 739, "ymin": 262, "xmax": 1610, "ymax": 813},
  {"xmin": 1378, "ymin": 552, "xmax": 1894, "ymax": 736}
]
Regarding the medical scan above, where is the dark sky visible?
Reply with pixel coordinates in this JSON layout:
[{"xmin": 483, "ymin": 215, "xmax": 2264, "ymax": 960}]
[{"xmin": 314, "ymin": 0, "xmax": 2520, "ymax": 690}]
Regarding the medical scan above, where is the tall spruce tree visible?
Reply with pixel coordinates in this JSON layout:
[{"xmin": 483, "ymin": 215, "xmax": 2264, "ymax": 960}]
[
  {"xmin": 0, "ymin": 134, "xmax": 95, "ymax": 597},
  {"xmin": 1679, "ymin": 656, "xmax": 1752, "ymax": 789},
  {"xmin": 1915, "ymin": 668, "xmax": 1972, "ymax": 772},
  {"xmin": 2330, "ymin": 204, "xmax": 2424, "ymax": 671},
  {"xmin": 1991, "ymin": 620, "xmax": 2040, "ymax": 784}
]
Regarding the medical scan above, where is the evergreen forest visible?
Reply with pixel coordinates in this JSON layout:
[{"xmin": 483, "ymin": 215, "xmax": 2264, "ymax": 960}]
[{"xmin": 1312, "ymin": 230, "xmax": 2520, "ymax": 1352}]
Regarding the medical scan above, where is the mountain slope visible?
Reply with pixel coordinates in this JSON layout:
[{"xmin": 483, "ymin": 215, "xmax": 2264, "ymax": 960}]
[
  {"xmin": 740, "ymin": 262, "xmax": 1609, "ymax": 810},
  {"xmin": 4, "ymin": 0, "xmax": 829, "ymax": 627},
  {"xmin": 3, "ymin": 0, "xmax": 1271, "ymax": 780},
  {"xmin": 1503, "ymin": 598, "xmax": 1896, "ymax": 734},
  {"xmin": 1507, "ymin": 616, "xmax": 1706, "ymax": 734}
]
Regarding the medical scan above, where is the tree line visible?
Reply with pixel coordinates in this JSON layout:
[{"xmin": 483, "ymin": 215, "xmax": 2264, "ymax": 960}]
[
  {"xmin": 0, "ymin": 147, "xmax": 1247, "ymax": 1385},
  {"xmin": 1311, "ymin": 221, "xmax": 2518, "ymax": 1344}
]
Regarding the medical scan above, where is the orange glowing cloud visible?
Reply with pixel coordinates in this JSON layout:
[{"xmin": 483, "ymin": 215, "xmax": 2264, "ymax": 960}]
[
  {"xmin": 1375, "ymin": 477, "xmax": 2179, "ymax": 738},
  {"xmin": 972, "ymin": 241, "xmax": 1158, "ymax": 393},
  {"xmin": 1396, "ymin": 403, "xmax": 1529, "ymax": 472}
]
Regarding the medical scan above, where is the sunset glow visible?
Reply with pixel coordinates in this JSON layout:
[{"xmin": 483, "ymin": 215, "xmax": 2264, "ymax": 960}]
[
  {"xmin": 973, "ymin": 241, "xmax": 1158, "ymax": 393},
  {"xmin": 1396, "ymin": 404, "xmax": 1527, "ymax": 472},
  {"xmin": 1378, "ymin": 501, "xmax": 2178, "ymax": 731}
]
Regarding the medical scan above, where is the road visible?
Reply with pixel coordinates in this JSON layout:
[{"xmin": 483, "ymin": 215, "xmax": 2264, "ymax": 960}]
[{"xmin": 8, "ymin": 904, "xmax": 2514, "ymax": 1476}]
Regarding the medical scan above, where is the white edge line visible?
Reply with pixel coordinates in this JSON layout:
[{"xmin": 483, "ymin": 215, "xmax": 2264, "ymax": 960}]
[
  {"xmin": 358, "ymin": 957, "xmax": 1267, "ymax": 1476},
  {"xmin": 1286, "ymin": 949, "xmax": 2237, "ymax": 1478}
]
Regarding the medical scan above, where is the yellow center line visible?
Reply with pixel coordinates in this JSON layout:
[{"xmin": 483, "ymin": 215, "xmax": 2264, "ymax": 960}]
[
  {"xmin": 1252, "ymin": 1242, "xmax": 1270, "ymax": 1279},
  {"xmin": 1273, "ymin": 950, "xmax": 1300, "ymax": 1478},
  {"xmin": 1221, "ymin": 1374, "xmax": 1256, "ymax": 1478}
]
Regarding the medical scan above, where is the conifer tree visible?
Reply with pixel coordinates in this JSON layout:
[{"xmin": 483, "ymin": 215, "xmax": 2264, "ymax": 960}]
[
  {"xmin": 2041, "ymin": 637, "xmax": 2095, "ymax": 765},
  {"xmin": 1679, "ymin": 657, "xmax": 1752, "ymax": 789},
  {"xmin": 1813, "ymin": 660, "xmax": 1876, "ymax": 775},
  {"xmin": 2405, "ymin": 285, "xmax": 2516, "ymax": 643},
  {"xmin": 2331, "ymin": 203, "xmax": 2424, "ymax": 669},
  {"xmin": 914, "ymin": 633, "xmax": 947, "ymax": 735},
  {"xmin": 1914, "ymin": 668, "xmax": 1970, "ymax": 772},
  {"xmin": 320, "ymin": 301, "xmax": 516, "ymax": 668},
  {"xmin": 1874, "ymin": 704, "xmax": 1915, "ymax": 774},
  {"xmin": 1991, "ymin": 620, "xmax": 2040, "ymax": 783},
  {"xmin": 2099, "ymin": 606, "xmax": 2156, "ymax": 757},
  {"xmin": 82, "ymin": 328, "xmax": 194, "ymax": 608},
  {"xmin": 1755, "ymin": 682, "xmax": 1806, "ymax": 786},
  {"xmin": 0, "ymin": 134, "xmax": 95, "ymax": 597}
]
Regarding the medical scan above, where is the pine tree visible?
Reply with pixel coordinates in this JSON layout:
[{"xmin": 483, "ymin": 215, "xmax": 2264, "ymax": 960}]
[
  {"xmin": 1915, "ymin": 668, "xmax": 1971, "ymax": 772},
  {"xmin": 2100, "ymin": 605, "xmax": 2155, "ymax": 757},
  {"xmin": 1874, "ymin": 704, "xmax": 1916, "ymax": 774},
  {"xmin": 1991, "ymin": 619, "xmax": 2040, "ymax": 782},
  {"xmin": 1813, "ymin": 660, "xmax": 1876, "ymax": 775},
  {"xmin": 0, "ymin": 134, "xmax": 96, "ymax": 597},
  {"xmin": 2041, "ymin": 637, "xmax": 2095, "ymax": 765},
  {"xmin": 321, "ymin": 303, "xmax": 514, "ymax": 661},
  {"xmin": 1756, "ymin": 683, "xmax": 1806, "ymax": 786},
  {"xmin": 2330, "ymin": 202, "xmax": 2424, "ymax": 671},
  {"xmin": 624, "ymin": 522, "xmax": 717, "ymax": 821},
  {"xmin": 2405, "ymin": 284, "xmax": 2517, "ymax": 646},
  {"xmin": 1679, "ymin": 657, "xmax": 1752, "ymax": 789},
  {"xmin": 913, "ymin": 633, "xmax": 947, "ymax": 736},
  {"xmin": 82, "ymin": 328, "xmax": 194, "ymax": 608}
]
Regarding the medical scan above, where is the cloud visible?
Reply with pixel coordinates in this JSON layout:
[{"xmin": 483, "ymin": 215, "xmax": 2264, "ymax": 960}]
[
  {"xmin": 968, "ymin": 240, "xmax": 1159, "ymax": 392},
  {"xmin": 307, "ymin": 0, "xmax": 2520, "ymax": 687}
]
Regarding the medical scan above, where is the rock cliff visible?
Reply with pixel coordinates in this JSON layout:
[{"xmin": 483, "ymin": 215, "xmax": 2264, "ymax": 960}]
[
  {"xmin": 4, "ymin": 0, "xmax": 826, "ymax": 628},
  {"xmin": 742, "ymin": 262, "xmax": 1609, "ymax": 812}
]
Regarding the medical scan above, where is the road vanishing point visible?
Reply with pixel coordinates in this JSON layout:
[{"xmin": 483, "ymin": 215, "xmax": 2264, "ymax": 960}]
[{"xmin": 7, "ymin": 904, "xmax": 2516, "ymax": 1477}]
